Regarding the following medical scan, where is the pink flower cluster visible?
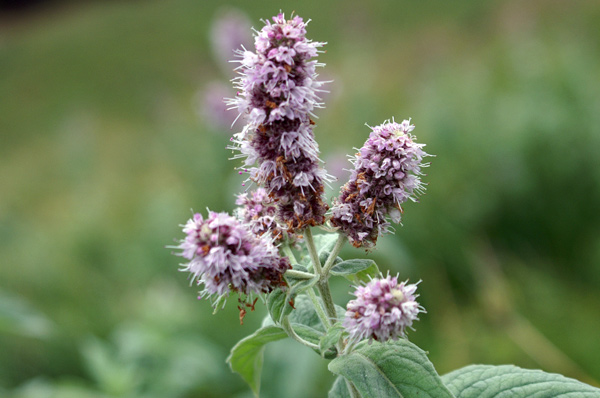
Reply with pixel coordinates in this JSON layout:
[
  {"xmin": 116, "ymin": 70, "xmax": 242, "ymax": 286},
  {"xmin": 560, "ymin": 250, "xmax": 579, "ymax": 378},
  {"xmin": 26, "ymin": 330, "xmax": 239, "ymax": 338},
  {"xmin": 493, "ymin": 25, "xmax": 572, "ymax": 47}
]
[
  {"xmin": 228, "ymin": 13, "xmax": 329, "ymax": 232},
  {"xmin": 330, "ymin": 119, "xmax": 429, "ymax": 248},
  {"xmin": 176, "ymin": 211, "xmax": 290, "ymax": 304},
  {"xmin": 343, "ymin": 275, "xmax": 422, "ymax": 343}
]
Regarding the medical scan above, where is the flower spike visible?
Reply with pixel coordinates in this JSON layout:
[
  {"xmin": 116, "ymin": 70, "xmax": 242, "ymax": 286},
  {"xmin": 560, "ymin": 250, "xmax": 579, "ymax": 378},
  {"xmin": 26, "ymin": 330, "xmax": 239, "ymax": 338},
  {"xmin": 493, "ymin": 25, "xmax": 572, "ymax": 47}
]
[
  {"xmin": 331, "ymin": 119, "xmax": 430, "ymax": 248},
  {"xmin": 228, "ymin": 13, "xmax": 330, "ymax": 233}
]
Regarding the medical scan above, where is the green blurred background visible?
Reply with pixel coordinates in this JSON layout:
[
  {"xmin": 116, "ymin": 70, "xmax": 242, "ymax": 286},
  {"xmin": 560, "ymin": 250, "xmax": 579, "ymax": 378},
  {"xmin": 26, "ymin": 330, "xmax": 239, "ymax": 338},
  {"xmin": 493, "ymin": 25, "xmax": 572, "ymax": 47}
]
[{"xmin": 1, "ymin": 0, "xmax": 600, "ymax": 397}]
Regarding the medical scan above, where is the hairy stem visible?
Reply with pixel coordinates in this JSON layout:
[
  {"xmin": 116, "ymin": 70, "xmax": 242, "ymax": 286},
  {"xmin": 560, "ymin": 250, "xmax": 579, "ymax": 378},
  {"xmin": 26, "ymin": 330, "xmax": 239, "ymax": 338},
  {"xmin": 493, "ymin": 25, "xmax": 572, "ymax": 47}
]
[
  {"xmin": 307, "ymin": 288, "xmax": 331, "ymax": 328},
  {"xmin": 303, "ymin": 228, "xmax": 323, "ymax": 274},
  {"xmin": 304, "ymin": 228, "xmax": 339, "ymax": 323}
]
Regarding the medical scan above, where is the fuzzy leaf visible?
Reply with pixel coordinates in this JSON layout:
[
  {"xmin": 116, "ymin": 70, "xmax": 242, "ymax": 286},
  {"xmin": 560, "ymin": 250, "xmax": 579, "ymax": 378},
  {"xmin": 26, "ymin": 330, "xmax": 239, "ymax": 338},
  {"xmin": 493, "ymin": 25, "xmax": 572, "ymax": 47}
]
[
  {"xmin": 290, "ymin": 322, "xmax": 337, "ymax": 359},
  {"xmin": 330, "ymin": 259, "xmax": 377, "ymax": 277},
  {"xmin": 288, "ymin": 294, "xmax": 324, "ymax": 331},
  {"xmin": 313, "ymin": 233, "xmax": 340, "ymax": 257},
  {"xmin": 227, "ymin": 325, "xmax": 287, "ymax": 397},
  {"xmin": 442, "ymin": 364, "xmax": 600, "ymax": 397},
  {"xmin": 344, "ymin": 261, "xmax": 380, "ymax": 284},
  {"xmin": 329, "ymin": 340, "xmax": 455, "ymax": 398},
  {"xmin": 328, "ymin": 376, "xmax": 353, "ymax": 398}
]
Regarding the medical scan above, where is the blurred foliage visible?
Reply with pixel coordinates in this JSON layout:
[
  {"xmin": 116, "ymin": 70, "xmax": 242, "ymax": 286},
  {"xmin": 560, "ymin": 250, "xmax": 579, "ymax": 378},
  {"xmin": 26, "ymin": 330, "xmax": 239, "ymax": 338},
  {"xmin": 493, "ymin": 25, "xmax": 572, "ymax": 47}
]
[{"xmin": 1, "ymin": 0, "xmax": 599, "ymax": 396}]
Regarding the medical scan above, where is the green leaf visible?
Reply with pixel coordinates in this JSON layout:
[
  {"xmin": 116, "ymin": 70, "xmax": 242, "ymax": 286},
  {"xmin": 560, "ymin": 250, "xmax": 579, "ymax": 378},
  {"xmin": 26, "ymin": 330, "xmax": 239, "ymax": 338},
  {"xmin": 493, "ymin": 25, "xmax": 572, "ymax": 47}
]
[
  {"xmin": 344, "ymin": 261, "xmax": 381, "ymax": 284},
  {"xmin": 288, "ymin": 294, "xmax": 325, "ymax": 331},
  {"xmin": 266, "ymin": 288, "xmax": 295, "ymax": 325},
  {"xmin": 330, "ymin": 259, "xmax": 377, "ymax": 276},
  {"xmin": 313, "ymin": 233, "xmax": 339, "ymax": 257},
  {"xmin": 320, "ymin": 322, "xmax": 345, "ymax": 355},
  {"xmin": 290, "ymin": 322, "xmax": 337, "ymax": 359},
  {"xmin": 227, "ymin": 325, "xmax": 288, "ymax": 397},
  {"xmin": 442, "ymin": 364, "xmax": 600, "ymax": 397},
  {"xmin": 328, "ymin": 376, "xmax": 352, "ymax": 398},
  {"xmin": 329, "ymin": 340, "xmax": 455, "ymax": 398}
]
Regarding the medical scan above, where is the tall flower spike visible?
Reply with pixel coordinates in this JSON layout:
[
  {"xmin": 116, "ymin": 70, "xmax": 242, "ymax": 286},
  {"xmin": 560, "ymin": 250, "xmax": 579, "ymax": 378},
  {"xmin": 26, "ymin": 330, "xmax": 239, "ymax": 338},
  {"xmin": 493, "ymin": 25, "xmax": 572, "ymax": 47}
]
[
  {"xmin": 228, "ymin": 13, "xmax": 329, "ymax": 232},
  {"xmin": 330, "ymin": 119, "xmax": 430, "ymax": 248},
  {"xmin": 175, "ymin": 210, "xmax": 290, "ymax": 306},
  {"xmin": 343, "ymin": 274, "xmax": 423, "ymax": 344}
]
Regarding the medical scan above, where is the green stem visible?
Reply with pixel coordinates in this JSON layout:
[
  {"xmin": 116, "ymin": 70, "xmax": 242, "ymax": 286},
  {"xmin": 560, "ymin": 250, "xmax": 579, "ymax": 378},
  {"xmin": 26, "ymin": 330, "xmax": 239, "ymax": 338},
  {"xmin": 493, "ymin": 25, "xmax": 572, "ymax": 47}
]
[
  {"xmin": 304, "ymin": 228, "xmax": 338, "ymax": 323},
  {"xmin": 307, "ymin": 288, "xmax": 331, "ymax": 328},
  {"xmin": 303, "ymin": 228, "xmax": 323, "ymax": 274},
  {"xmin": 317, "ymin": 278, "xmax": 338, "ymax": 323},
  {"xmin": 321, "ymin": 233, "xmax": 347, "ymax": 277},
  {"xmin": 282, "ymin": 317, "xmax": 319, "ymax": 351}
]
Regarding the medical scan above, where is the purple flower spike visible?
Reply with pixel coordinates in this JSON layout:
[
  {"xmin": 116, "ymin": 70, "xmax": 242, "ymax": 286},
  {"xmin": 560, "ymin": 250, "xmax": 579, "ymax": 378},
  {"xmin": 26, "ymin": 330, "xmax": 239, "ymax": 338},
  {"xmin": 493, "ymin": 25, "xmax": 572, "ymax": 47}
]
[
  {"xmin": 175, "ymin": 210, "xmax": 290, "ymax": 306},
  {"xmin": 343, "ymin": 274, "xmax": 423, "ymax": 344},
  {"xmin": 330, "ymin": 119, "xmax": 430, "ymax": 248},
  {"xmin": 228, "ymin": 13, "xmax": 330, "ymax": 232}
]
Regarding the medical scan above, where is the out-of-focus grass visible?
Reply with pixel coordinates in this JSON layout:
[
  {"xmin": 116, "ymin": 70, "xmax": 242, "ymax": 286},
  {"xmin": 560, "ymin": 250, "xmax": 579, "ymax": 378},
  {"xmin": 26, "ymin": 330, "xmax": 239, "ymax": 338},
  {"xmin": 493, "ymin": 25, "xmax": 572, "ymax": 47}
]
[{"xmin": 1, "ymin": 0, "xmax": 600, "ymax": 396}]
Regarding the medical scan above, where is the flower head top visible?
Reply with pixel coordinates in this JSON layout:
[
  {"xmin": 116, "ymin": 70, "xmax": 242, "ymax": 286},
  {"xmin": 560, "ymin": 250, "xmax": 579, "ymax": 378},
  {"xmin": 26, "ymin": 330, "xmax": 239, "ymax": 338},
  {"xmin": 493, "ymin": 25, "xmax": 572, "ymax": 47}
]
[
  {"xmin": 343, "ymin": 274, "xmax": 423, "ymax": 344},
  {"xmin": 175, "ymin": 210, "xmax": 290, "ymax": 306},
  {"xmin": 235, "ymin": 187, "xmax": 285, "ymax": 242},
  {"xmin": 228, "ymin": 13, "xmax": 329, "ymax": 233},
  {"xmin": 330, "ymin": 119, "xmax": 430, "ymax": 248}
]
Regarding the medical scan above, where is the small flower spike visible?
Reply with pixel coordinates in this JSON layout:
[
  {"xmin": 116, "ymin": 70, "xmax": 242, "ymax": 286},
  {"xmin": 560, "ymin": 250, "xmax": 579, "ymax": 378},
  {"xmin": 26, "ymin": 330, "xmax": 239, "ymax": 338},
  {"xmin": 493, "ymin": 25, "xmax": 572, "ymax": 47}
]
[
  {"xmin": 330, "ymin": 119, "xmax": 430, "ymax": 248},
  {"xmin": 343, "ymin": 274, "xmax": 423, "ymax": 344},
  {"xmin": 175, "ymin": 211, "xmax": 290, "ymax": 306},
  {"xmin": 228, "ymin": 13, "xmax": 330, "ymax": 233}
]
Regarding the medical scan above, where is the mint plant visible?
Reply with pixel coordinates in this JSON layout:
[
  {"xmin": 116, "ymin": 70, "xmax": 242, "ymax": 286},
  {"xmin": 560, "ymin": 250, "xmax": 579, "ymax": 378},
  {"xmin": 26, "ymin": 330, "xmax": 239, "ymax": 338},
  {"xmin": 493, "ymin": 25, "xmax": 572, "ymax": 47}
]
[{"xmin": 173, "ymin": 12, "xmax": 600, "ymax": 398}]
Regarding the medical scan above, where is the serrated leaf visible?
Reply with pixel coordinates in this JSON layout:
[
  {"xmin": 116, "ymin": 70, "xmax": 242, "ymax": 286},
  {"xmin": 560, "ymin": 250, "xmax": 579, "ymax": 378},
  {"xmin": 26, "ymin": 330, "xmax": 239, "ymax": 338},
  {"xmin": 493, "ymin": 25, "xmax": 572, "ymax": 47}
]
[
  {"xmin": 330, "ymin": 259, "xmax": 377, "ymax": 276},
  {"xmin": 442, "ymin": 364, "xmax": 600, "ymax": 397},
  {"xmin": 329, "ymin": 340, "xmax": 455, "ymax": 398},
  {"xmin": 320, "ymin": 323, "xmax": 345, "ymax": 354},
  {"xmin": 329, "ymin": 376, "xmax": 353, "ymax": 398},
  {"xmin": 227, "ymin": 325, "xmax": 287, "ymax": 397},
  {"xmin": 266, "ymin": 288, "xmax": 295, "ymax": 325}
]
